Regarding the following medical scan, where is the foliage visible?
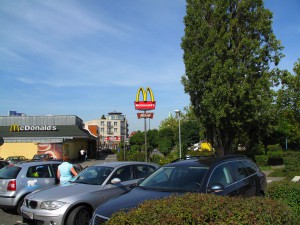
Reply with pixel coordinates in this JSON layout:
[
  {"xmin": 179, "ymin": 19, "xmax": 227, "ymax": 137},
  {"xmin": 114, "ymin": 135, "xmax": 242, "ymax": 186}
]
[
  {"xmin": 267, "ymin": 180, "xmax": 300, "ymax": 220},
  {"xmin": 107, "ymin": 193, "xmax": 296, "ymax": 225},
  {"xmin": 147, "ymin": 129, "xmax": 159, "ymax": 150},
  {"xmin": 283, "ymin": 151, "xmax": 300, "ymax": 172},
  {"xmin": 274, "ymin": 59, "xmax": 300, "ymax": 149},
  {"xmin": 254, "ymin": 155, "xmax": 268, "ymax": 167},
  {"xmin": 267, "ymin": 151, "xmax": 283, "ymax": 160},
  {"xmin": 151, "ymin": 150, "xmax": 179, "ymax": 166},
  {"xmin": 129, "ymin": 131, "xmax": 144, "ymax": 150},
  {"xmin": 181, "ymin": 0, "xmax": 284, "ymax": 155},
  {"xmin": 158, "ymin": 127, "xmax": 175, "ymax": 156},
  {"xmin": 187, "ymin": 150, "xmax": 215, "ymax": 157},
  {"xmin": 267, "ymin": 144, "xmax": 283, "ymax": 152},
  {"xmin": 180, "ymin": 120, "xmax": 201, "ymax": 156}
]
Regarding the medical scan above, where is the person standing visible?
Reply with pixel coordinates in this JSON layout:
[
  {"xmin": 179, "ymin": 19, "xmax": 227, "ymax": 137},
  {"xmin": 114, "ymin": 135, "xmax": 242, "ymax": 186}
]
[
  {"xmin": 80, "ymin": 147, "xmax": 85, "ymax": 162},
  {"xmin": 57, "ymin": 160, "xmax": 78, "ymax": 184}
]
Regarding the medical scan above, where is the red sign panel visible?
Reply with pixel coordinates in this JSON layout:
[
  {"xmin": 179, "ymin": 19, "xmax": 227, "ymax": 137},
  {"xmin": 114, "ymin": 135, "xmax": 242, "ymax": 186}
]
[
  {"xmin": 105, "ymin": 136, "xmax": 121, "ymax": 141},
  {"xmin": 137, "ymin": 112, "xmax": 154, "ymax": 119},
  {"xmin": 134, "ymin": 101, "xmax": 156, "ymax": 110}
]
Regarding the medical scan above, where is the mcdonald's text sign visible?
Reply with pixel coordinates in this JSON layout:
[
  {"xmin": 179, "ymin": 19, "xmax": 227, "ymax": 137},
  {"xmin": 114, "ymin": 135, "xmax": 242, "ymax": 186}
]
[{"xmin": 134, "ymin": 87, "xmax": 156, "ymax": 111}]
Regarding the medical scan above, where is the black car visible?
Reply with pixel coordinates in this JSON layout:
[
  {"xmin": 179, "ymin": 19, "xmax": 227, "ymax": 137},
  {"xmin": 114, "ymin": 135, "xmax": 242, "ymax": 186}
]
[
  {"xmin": 5, "ymin": 156, "xmax": 28, "ymax": 164},
  {"xmin": 0, "ymin": 160, "xmax": 9, "ymax": 169},
  {"xmin": 31, "ymin": 153, "xmax": 53, "ymax": 161},
  {"xmin": 90, "ymin": 155, "xmax": 267, "ymax": 224}
]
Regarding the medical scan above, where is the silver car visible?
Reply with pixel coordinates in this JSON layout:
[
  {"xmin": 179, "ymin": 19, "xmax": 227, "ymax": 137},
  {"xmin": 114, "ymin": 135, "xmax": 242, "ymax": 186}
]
[
  {"xmin": 0, "ymin": 161, "xmax": 62, "ymax": 214},
  {"xmin": 21, "ymin": 161, "xmax": 159, "ymax": 225}
]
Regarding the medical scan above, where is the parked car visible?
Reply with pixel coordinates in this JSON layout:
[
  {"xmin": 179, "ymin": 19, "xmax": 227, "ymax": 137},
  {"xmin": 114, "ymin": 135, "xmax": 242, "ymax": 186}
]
[
  {"xmin": 0, "ymin": 160, "xmax": 63, "ymax": 214},
  {"xmin": 31, "ymin": 153, "xmax": 53, "ymax": 161},
  {"xmin": 21, "ymin": 161, "xmax": 159, "ymax": 225},
  {"xmin": 0, "ymin": 160, "xmax": 9, "ymax": 169},
  {"xmin": 90, "ymin": 155, "xmax": 267, "ymax": 224},
  {"xmin": 5, "ymin": 156, "xmax": 28, "ymax": 164}
]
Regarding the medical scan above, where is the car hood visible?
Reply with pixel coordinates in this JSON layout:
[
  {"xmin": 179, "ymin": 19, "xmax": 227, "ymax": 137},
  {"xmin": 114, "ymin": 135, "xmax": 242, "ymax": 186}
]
[
  {"xmin": 96, "ymin": 187, "xmax": 181, "ymax": 218},
  {"xmin": 27, "ymin": 182, "xmax": 102, "ymax": 201}
]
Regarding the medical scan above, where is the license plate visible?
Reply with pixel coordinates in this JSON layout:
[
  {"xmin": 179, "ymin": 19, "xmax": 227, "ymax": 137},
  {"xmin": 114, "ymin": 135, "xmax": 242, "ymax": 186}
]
[{"xmin": 22, "ymin": 210, "xmax": 34, "ymax": 220}]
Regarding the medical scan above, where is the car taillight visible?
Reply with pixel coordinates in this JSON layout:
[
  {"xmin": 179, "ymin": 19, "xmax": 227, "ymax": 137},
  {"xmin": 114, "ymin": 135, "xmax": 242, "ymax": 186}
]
[{"xmin": 7, "ymin": 180, "xmax": 16, "ymax": 191}]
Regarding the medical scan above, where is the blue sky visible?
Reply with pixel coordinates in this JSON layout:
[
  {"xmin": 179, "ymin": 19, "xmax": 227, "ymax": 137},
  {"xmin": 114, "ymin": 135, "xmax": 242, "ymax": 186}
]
[{"xmin": 0, "ymin": 0, "xmax": 299, "ymax": 133}]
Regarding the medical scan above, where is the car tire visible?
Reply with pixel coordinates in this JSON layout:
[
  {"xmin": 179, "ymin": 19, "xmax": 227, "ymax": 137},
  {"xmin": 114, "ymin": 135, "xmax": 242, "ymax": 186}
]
[
  {"xmin": 17, "ymin": 197, "xmax": 24, "ymax": 215},
  {"xmin": 66, "ymin": 205, "xmax": 91, "ymax": 225}
]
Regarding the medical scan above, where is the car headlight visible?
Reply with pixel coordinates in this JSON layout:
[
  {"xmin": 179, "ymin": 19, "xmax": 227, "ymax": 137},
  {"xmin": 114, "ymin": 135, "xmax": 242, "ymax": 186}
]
[{"xmin": 40, "ymin": 201, "xmax": 66, "ymax": 210}]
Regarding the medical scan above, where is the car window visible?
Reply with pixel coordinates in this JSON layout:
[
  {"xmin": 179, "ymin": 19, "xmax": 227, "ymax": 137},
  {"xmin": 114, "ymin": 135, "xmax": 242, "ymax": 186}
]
[
  {"xmin": 242, "ymin": 160, "xmax": 258, "ymax": 175},
  {"xmin": 135, "ymin": 165, "xmax": 156, "ymax": 179},
  {"xmin": 228, "ymin": 161, "xmax": 248, "ymax": 181},
  {"xmin": 208, "ymin": 164, "xmax": 233, "ymax": 187},
  {"xmin": 140, "ymin": 166, "xmax": 208, "ymax": 191},
  {"xmin": 72, "ymin": 166, "xmax": 114, "ymax": 185},
  {"xmin": 0, "ymin": 166, "xmax": 21, "ymax": 179},
  {"xmin": 110, "ymin": 166, "xmax": 133, "ymax": 182},
  {"xmin": 26, "ymin": 165, "xmax": 52, "ymax": 178}
]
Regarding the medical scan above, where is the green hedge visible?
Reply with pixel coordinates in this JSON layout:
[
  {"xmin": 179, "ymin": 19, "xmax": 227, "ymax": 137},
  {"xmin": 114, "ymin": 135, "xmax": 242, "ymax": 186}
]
[
  {"xmin": 267, "ymin": 180, "xmax": 300, "ymax": 220},
  {"xmin": 283, "ymin": 151, "xmax": 300, "ymax": 173},
  {"xmin": 254, "ymin": 155, "xmax": 269, "ymax": 166},
  {"xmin": 107, "ymin": 193, "xmax": 296, "ymax": 225}
]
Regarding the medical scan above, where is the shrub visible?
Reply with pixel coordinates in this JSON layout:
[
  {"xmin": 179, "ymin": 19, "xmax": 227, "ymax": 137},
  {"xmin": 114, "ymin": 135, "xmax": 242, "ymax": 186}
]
[
  {"xmin": 186, "ymin": 150, "xmax": 215, "ymax": 158},
  {"xmin": 107, "ymin": 193, "xmax": 296, "ymax": 225},
  {"xmin": 267, "ymin": 180, "xmax": 300, "ymax": 220},
  {"xmin": 267, "ymin": 144, "xmax": 283, "ymax": 152},
  {"xmin": 251, "ymin": 141, "xmax": 266, "ymax": 155},
  {"xmin": 254, "ymin": 155, "xmax": 268, "ymax": 166},
  {"xmin": 267, "ymin": 150, "xmax": 283, "ymax": 159},
  {"xmin": 283, "ymin": 151, "xmax": 300, "ymax": 173}
]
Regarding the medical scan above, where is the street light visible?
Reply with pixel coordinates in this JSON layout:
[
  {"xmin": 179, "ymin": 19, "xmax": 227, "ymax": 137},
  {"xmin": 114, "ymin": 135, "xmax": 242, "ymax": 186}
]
[
  {"xmin": 174, "ymin": 109, "xmax": 182, "ymax": 158},
  {"xmin": 123, "ymin": 116, "xmax": 127, "ymax": 161}
]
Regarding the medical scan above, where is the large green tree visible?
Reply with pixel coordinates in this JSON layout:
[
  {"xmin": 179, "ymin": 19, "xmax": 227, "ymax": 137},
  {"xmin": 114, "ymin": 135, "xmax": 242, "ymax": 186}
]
[
  {"xmin": 274, "ymin": 59, "xmax": 300, "ymax": 149},
  {"xmin": 181, "ymin": 0, "xmax": 283, "ymax": 155}
]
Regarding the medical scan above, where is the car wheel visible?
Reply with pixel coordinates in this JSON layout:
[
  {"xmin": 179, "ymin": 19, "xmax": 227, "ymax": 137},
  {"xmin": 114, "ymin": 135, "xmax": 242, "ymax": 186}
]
[
  {"xmin": 17, "ymin": 197, "xmax": 25, "ymax": 215},
  {"xmin": 66, "ymin": 206, "xmax": 91, "ymax": 225},
  {"xmin": 257, "ymin": 191, "xmax": 265, "ymax": 197}
]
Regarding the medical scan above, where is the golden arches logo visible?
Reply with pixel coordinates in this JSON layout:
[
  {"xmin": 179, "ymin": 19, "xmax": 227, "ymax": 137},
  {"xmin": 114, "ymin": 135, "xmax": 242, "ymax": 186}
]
[
  {"xmin": 135, "ymin": 87, "xmax": 155, "ymax": 102},
  {"xmin": 134, "ymin": 87, "xmax": 156, "ymax": 111},
  {"xmin": 10, "ymin": 124, "xmax": 20, "ymax": 132}
]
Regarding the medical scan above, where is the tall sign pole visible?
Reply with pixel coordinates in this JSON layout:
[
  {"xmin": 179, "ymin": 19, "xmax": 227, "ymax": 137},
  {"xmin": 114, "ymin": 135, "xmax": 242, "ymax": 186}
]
[
  {"xmin": 134, "ymin": 87, "xmax": 156, "ymax": 162},
  {"xmin": 144, "ymin": 110, "xmax": 147, "ymax": 161}
]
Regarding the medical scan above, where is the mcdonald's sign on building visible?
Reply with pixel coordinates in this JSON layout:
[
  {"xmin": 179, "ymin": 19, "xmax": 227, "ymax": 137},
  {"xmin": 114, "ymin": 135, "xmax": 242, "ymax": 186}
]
[{"xmin": 134, "ymin": 87, "xmax": 156, "ymax": 111}]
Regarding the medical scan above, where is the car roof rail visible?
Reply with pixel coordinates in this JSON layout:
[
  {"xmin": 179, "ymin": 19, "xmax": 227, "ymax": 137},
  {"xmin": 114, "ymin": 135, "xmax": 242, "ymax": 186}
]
[
  {"xmin": 171, "ymin": 155, "xmax": 214, "ymax": 163},
  {"xmin": 215, "ymin": 154, "xmax": 247, "ymax": 162}
]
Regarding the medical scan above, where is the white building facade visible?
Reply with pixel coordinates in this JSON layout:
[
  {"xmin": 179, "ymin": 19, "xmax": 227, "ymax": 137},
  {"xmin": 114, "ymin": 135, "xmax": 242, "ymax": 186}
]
[{"xmin": 84, "ymin": 111, "xmax": 128, "ymax": 150}]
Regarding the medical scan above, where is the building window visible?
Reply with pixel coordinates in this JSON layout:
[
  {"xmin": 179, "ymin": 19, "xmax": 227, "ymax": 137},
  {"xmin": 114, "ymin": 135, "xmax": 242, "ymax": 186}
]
[
  {"xmin": 114, "ymin": 122, "xmax": 118, "ymax": 126},
  {"xmin": 100, "ymin": 128, "xmax": 104, "ymax": 133},
  {"xmin": 114, "ymin": 128, "xmax": 118, "ymax": 133},
  {"xmin": 101, "ymin": 121, "xmax": 104, "ymax": 126}
]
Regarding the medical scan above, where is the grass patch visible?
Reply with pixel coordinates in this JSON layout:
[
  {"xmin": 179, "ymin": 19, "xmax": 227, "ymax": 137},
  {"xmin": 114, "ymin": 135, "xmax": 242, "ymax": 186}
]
[
  {"xmin": 259, "ymin": 165, "xmax": 272, "ymax": 170},
  {"xmin": 269, "ymin": 168, "xmax": 299, "ymax": 180}
]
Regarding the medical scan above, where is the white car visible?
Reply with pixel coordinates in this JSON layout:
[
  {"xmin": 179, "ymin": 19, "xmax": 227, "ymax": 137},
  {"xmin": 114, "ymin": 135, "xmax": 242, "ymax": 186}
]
[{"xmin": 21, "ymin": 161, "xmax": 158, "ymax": 225}]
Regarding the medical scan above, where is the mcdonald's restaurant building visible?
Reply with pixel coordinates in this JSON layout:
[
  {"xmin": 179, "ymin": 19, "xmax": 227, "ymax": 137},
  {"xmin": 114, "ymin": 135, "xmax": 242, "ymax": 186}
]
[{"xmin": 0, "ymin": 115, "xmax": 96, "ymax": 161}]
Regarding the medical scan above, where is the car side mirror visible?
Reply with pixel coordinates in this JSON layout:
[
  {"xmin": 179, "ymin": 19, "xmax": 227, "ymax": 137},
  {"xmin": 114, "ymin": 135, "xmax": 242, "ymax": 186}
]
[
  {"xmin": 207, "ymin": 183, "xmax": 225, "ymax": 193},
  {"xmin": 137, "ymin": 178, "xmax": 144, "ymax": 185},
  {"xmin": 111, "ymin": 178, "xmax": 121, "ymax": 184}
]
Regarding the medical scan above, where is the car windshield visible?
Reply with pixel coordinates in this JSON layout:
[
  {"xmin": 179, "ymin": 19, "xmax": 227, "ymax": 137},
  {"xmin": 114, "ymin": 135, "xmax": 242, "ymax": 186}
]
[
  {"xmin": 70, "ymin": 166, "xmax": 114, "ymax": 185},
  {"xmin": 139, "ymin": 166, "xmax": 208, "ymax": 192},
  {"xmin": 0, "ymin": 165, "xmax": 21, "ymax": 179}
]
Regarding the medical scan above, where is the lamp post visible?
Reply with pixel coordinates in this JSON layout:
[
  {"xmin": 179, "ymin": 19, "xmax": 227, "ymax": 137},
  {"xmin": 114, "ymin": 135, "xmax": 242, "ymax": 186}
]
[
  {"xmin": 174, "ymin": 109, "xmax": 182, "ymax": 158},
  {"xmin": 123, "ymin": 116, "xmax": 126, "ymax": 161}
]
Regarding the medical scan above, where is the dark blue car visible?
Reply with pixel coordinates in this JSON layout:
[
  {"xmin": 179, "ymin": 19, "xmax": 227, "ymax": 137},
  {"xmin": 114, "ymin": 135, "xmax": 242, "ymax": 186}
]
[{"xmin": 90, "ymin": 155, "xmax": 267, "ymax": 224}]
